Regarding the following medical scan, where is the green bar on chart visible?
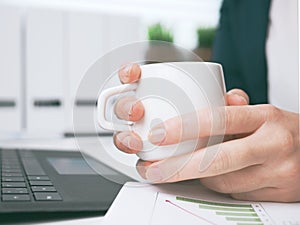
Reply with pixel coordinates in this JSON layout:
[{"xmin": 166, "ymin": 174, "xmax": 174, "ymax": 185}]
[
  {"xmin": 199, "ymin": 205, "xmax": 255, "ymax": 212},
  {"xmin": 226, "ymin": 217, "xmax": 262, "ymax": 222},
  {"xmin": 176, "ymin": 196, "xmax": 252, "ymax": 208},
  {"xmin": 216, "ymin": 212, "xmax": 258, "ymax": 217},
  {"xmin": 237, "ymin": 223, "xmax": 264, "ymax": 225}
]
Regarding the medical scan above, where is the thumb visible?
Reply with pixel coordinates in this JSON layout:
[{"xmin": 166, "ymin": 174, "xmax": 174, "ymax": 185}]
[{"xmin": 226, "ymin": 89, "xmax": 249, "ymax": 106}]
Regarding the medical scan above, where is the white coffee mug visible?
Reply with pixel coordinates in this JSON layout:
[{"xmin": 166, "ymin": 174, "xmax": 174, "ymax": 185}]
[{"xmin": 97, "ymin": 62, "xmax": 226, "ymax": 161}]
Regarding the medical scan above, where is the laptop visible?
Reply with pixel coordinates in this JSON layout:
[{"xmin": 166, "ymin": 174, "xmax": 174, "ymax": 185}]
[{"xmin": 0, "ymin": 147, "xmax": 129, "ymax": 214}]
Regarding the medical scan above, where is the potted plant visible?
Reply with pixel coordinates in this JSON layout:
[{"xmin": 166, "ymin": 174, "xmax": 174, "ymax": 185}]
[
  {"xmin": 148, "ymin": 23, "xmax": 174, "ymax": 43},
  {"xmin": 145, "ymin": 23, "xmax": 181, "ymax": 63},
  {"xmin": 194, "ymin": 27, "xmax": 216, "ymax": 61}
]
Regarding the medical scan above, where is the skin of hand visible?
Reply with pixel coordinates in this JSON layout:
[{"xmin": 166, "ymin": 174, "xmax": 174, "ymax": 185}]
[{"xmin": 113, "ymin": 63, "xmax": 300, "ymax": 202}]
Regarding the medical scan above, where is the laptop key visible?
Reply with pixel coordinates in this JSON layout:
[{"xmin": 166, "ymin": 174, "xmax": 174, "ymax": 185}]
[
  {"xmin": 1, "ymin": 169, "xmax": 22, "ymax": 173},
  {"xmin": 34, "ymin": 193, "xmax": 62, "ymax": 201},
  {"xmin": 2, "ymin": 163, "xmax": 20, "ymax": 167},
  {"xmin": 1, "ymin": 166, "xmax": 21, "ymax": 170},
  {"xmin": 2, "ymin": 173, "xmax": 23, "ymax": 177},
  {"xmin": 2, "ymin": 177, "xmax": 25, "ymax": 182},
  {"xmin": 2, "ymin": 188, "xmax": 29, "ymax": 194},
  {"xmin": 2, "ymin": 195, "xmax": 30, "ymax": 201},
  {"xmin": 31, "ymin": 186, "xmax": 56, "ymax": 192},
  {"xmin": 28, "ymin": 176, "xmax": 50, "ymax": 181},
  {"xmin": 21, "ymin": 158, "xmax": 46, "ymax": 176},
  {"xmin": 2, "ymin": 182, "xmax": 26, "ymax": 188},
  {"xmin": 29, "ymin": 181, "xmax": 52, "ymax": 186}
]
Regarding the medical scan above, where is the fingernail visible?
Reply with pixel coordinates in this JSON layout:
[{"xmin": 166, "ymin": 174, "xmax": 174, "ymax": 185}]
[
  {"xmin": 123, "ymin": 101, "xmax": 134, "ymax": 117},
  {"xmin": 148, "ymin": 127, "xmax": 166, "ymax": 144},
  {"xmin": 235, "ymin": 94, "xmax": 247, "ymax": 104},
  {"xmin": 119, "ymin": 64, "xmax": 132, "ymax": 83},
  {"xmin": 121, "ymin": 135, "xmax": 142, "ymax": 151},
  {"xmin": 146, "ymin": 166, "xmax": 163, "ymax": 182}
]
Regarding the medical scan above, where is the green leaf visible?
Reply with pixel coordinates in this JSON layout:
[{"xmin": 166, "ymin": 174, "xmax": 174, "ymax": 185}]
[{"xmin": 148, "ymin": 23, "xmax": 174, "ymax": 43}]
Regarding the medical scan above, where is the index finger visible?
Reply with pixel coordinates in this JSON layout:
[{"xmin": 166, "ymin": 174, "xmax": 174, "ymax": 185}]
[
  {"xmin": 148, "ymin": 105, "xmax": 269, "ymax": 145},
  {"xmin": 118, "ymin": 63, "xmax": 141, "ymax": 84},
  {"xmin": 144, "ymin": 129, "xmax": 274, "ymax": 183}
]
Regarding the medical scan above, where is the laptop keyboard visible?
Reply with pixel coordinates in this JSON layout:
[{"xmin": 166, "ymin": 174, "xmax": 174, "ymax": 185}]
[{"xmin": 0, "ymin": 149, "xmax": 62, "ymax": 202}]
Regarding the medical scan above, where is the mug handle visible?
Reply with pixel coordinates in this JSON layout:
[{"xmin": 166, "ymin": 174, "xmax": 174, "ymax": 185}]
[{"xmin": 97, "ymin": 83, "xmax": 138, "ymax": 131}]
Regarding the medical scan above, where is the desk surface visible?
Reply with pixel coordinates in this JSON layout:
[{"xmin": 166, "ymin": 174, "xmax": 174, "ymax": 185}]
[
  {"xmin": 6, "ymin": 214, "xmax": 105, "ymax": 225},
  {"xmin": 0, "ymin": 136, "xmax": 138, "ymax": 225}
]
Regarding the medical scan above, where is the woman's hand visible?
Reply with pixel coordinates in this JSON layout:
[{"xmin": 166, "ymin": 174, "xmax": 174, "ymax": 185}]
[
  {"xmin": 112, "ymin": 63, "xmax": 300, "ymax": 203},
  {"xmin": 113, "ymin": 63, "xmax": 249, "ymax": 154},
  {"xmin": 143, "ymin": 104, "xmax": 300, "ymax": 202}
]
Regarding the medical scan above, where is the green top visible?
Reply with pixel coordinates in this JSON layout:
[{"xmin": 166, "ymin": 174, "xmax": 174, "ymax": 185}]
[{"xmin": 212, "ymin": 0, "xmax": 271, "ymax": 104}]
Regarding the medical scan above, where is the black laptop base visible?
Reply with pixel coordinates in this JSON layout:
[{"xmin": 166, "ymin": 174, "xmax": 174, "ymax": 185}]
[{"xmin": 0, "ymin": 149, "xmax": 125, "ymax": 214}]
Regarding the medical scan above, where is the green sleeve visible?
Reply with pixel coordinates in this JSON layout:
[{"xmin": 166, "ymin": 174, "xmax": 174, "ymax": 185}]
[{"xmin": 212, "ymin": 0, "xmax": 271, "ymax": 104}]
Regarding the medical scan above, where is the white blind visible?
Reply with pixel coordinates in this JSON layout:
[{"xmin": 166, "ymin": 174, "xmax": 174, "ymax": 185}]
[
  {"xmin": 0, "ymin": 0, "xmax": 223, "ymax": 48},
  {"xmin": 0, "ymin": 0, "xmax": 222, "ymax": 24}
]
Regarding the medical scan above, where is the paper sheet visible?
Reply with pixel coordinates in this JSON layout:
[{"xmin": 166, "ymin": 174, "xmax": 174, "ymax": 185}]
[
  {"xmin": 150, "ymin": 192, "xmax": 272, "ymax": 225},
  {"xmin": 104, "ymin": 181, "xmax": 300, "ymax": 225}
]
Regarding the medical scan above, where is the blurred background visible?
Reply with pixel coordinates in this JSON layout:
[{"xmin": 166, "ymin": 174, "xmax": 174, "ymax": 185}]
[{"xmin": 0, "ymin": 0, "xmax": 222, "ymax": 139}]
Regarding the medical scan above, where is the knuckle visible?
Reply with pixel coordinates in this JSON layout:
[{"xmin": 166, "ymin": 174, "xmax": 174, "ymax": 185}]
[
  {"xmin": 263, "ymin": 104, "xmax": 281, "ymax": 120},
  {"xmin": 278, "ymin": 129, "xmax": 295, "ymax": 153},
  {"xmin": 282, "ymin": 160, "xmax": 300, "ymax": 180},
  {"xmin": 213, "ymin": 150, "xmax": 232, "ymax": 174},
  {"xmin": 202, "ymin": 176, "xmax": 234, "ymax": 193},
  {"xmin": 275, "ymin": 159, "xmax": 300, "ymax": 190}
]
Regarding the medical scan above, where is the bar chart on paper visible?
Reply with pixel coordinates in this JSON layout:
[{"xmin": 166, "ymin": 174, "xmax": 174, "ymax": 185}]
[{"xmin": 150, "ymin": 193, "xmax": 273, "ymax": 225}]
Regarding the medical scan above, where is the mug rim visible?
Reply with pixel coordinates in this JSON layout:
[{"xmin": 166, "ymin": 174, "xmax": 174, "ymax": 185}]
[{"xmin": 143, "ymin": 61, "xmax": 222, "ymax": 67}]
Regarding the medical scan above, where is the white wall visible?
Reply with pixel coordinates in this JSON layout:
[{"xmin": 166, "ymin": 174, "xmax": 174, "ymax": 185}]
[
  {"xmin": 0, "ymin": 0, "xmax": 222, "ymax": 138},
  {"xmin": 0, "ymin": 5, "xmax": 23, "ymax": 136},
  {"xmin": 0, "ymin": 0, "xmax": 222, "ymax": 48}
]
